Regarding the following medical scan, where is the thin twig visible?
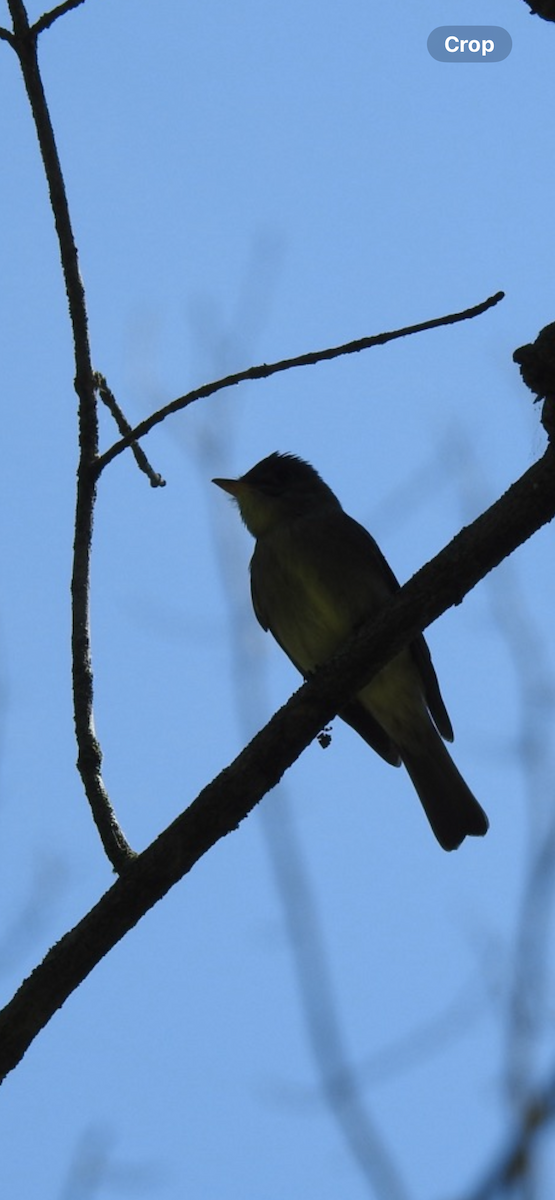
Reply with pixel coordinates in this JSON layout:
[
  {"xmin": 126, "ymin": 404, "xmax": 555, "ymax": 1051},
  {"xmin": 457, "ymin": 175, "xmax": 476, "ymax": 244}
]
[
  {"xmin": 33, "ymin": 0, "xmax": 87, "ymax": 36},
  {"xmin": 6, "ymin": 0, "xmax": 134, "ymax": 870},
  {"xmin": 95, "ymin": 373, "xmax": 166, "ymax": 488},
  {"xmin": 96, "ymin": 291, "xmax": 505, "ymax": 474},
  {"xmin": 0, "ymin": 444, "xmax": 553, "ymax": 1084}
]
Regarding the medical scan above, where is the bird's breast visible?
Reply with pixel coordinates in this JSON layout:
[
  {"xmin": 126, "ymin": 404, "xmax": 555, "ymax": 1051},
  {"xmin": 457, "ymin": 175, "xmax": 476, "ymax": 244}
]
[{"xmin": 251, "ymin": 526, "xmax": 360, "ymax": 673}]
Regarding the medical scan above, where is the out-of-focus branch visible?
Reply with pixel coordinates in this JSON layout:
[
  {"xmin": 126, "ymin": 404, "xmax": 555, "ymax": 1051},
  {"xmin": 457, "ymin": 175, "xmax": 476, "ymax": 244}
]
[
  {"xmin": 451, "ymin": 430, "xmax": 555, "ymax": 1197},
  {"xmin": 96, "ymin": 290, "xmax": 505, "ymax": 474},
  {"xmin": 0, "ymin": 444, "xmax": 553, "ymax": 1084},
  {"xmin": 497, "ymin": 578, "xmax": 555, "ymax": 1119},
  {"xmin": 262, "ymin": 798, "xmax": 410, "ymax": 1200},
  {"xmin": 459, "ymin": 1069, "xmax": 555, "ymax": 1200},
  {"xmin": 6, "ymin": 0, "xmax": 134, "ymax": 870}
]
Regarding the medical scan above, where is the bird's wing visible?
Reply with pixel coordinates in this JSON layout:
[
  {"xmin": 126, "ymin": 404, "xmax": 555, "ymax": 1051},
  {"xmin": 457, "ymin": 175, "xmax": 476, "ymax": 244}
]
[
  {"xmin": 252, "ymin": 551, "xmax": 401, "ymax": 766},
  {"xmin": 250, "ymin": 568, "xmax": 270, "ymax": 633},
  {"xmin": 410, "ymin": 635, "xmax": 454, "ymax": 741},
  {"xmin": 338, "ymin": 699, "xmax": 402, "ymax": 765},
  {"xmin": 250, "ymin": 507, "xmax": 453, "ymax": 745},
  {"xmin": 335, "ymin": 517, "xmax": 455, "ymax": 742}
]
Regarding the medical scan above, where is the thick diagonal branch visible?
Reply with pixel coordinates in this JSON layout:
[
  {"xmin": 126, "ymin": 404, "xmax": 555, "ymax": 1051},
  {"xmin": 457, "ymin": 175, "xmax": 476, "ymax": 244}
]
[{"xmin": 0, "ymin": 445, "xmax": 553, "ymax": 1084}]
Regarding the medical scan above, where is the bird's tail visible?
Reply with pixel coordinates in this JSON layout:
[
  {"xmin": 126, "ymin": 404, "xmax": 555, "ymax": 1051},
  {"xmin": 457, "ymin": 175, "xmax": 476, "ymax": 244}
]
[{"xmin": 400, "ymin": 723, "xmax": 488, "ymax": 851}]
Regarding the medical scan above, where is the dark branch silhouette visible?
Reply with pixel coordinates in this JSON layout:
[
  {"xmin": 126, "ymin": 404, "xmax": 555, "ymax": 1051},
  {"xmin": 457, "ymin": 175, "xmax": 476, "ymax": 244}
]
[
  {"xmin": 95, "ymin": 290, "xmax": 505, "ymax": 475},
  {"xmin": 5, "ymin": 0, "xmax": 134, "ymax": 870},
  {"xmin": 33, "ymin": 0, "xmax": 87, "ymax": 36},
  {"xmin": 94, "ymin": 373, "xmax": 166, "ymax": 488}
]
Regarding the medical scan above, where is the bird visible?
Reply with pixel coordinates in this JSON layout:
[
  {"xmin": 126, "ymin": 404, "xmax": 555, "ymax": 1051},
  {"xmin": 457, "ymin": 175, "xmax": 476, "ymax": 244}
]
[{"xmin": 212, "ymin": 452, "xmax": 489, "ymax": 851}]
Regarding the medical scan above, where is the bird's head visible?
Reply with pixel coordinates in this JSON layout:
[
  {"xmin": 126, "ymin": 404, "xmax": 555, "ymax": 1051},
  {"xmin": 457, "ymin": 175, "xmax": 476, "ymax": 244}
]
[{"xmin": 212, "ymin": 452, "xmax": 340, "ymax": 537}]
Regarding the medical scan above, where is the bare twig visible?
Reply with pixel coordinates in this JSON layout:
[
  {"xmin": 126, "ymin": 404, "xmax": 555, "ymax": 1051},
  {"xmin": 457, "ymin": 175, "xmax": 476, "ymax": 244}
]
[
  {"xmin": 0, "ymin": 444, "xmax": 553, "ymax": 1084},
  {"xmin": 95, "ymin": 374, "xmax": 166, "ymax": 488},
  {"xmin": 33, "ymin": 0, "xmax": 87, "ymax": 36},
  {"xmin": 6, "ymin": 0, "xmax": 134, "ymax": 870},
  {"xmin": 96, "ymin": 291, "xmax": 505, "ymax": 474}
]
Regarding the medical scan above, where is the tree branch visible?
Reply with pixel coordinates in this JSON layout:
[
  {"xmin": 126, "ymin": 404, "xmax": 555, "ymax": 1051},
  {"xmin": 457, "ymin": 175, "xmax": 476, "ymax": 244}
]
[
  {"xmin": 0, "ymin": 443, "xmax": 553, "ymax": 1084},
  {"xmin": 6, "ymin": 0, "xmax": 133, "ymax": 870},
  {"xmin": 94, "ymin": 373, "xmax": 166, "ymax": 488},
  {"xmin": 96, "ymin": 290, "xmax": 505, "ymax": 474},
  {"xmin": 33, "ymin": 0, "xmax": 87, "ymax": 36}
]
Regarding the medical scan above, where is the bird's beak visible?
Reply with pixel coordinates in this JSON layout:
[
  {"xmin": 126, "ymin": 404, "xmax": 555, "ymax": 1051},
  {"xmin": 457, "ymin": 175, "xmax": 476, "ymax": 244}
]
[{"xmin": 212, "ymin": 476, "xmax": 244, "ymax": 496}]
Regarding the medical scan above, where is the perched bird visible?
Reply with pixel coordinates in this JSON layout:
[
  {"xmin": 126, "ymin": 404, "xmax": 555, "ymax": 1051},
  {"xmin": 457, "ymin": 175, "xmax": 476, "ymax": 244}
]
[{"xmin": 213, "ymin": 452, "xmax": 488, "ymax": 851}]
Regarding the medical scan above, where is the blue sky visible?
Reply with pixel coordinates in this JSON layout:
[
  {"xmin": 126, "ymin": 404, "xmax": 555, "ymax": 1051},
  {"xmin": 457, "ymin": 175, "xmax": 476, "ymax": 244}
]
[{"xmin": 1, "ymin": 1, "xmax": 555, "ymax": 1197}]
